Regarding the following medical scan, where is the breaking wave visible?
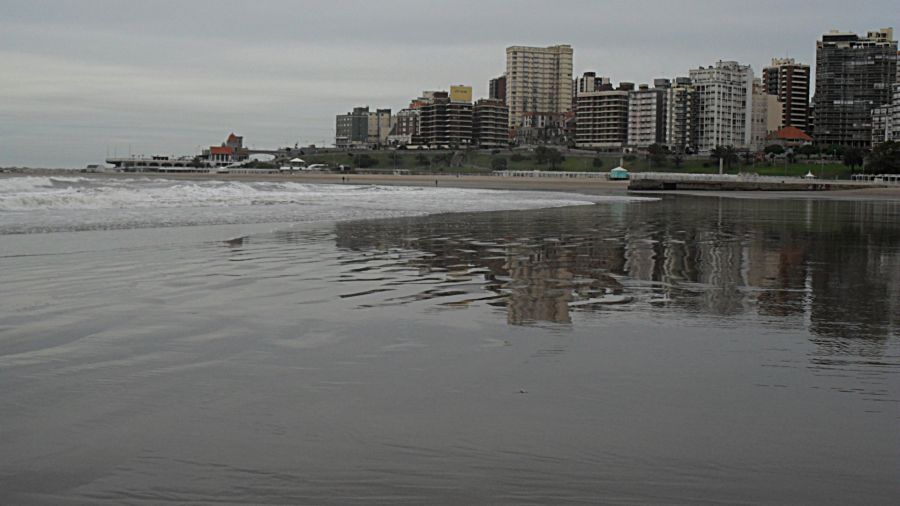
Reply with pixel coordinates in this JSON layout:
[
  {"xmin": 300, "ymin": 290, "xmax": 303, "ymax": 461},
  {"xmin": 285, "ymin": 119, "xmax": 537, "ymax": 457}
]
[{"xmin": 0, "ymin": 175, "xmax": 652, "ymax": 234}]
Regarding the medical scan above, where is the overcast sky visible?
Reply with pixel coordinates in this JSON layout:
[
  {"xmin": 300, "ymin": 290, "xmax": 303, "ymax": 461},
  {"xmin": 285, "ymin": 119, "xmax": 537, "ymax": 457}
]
[{"xmin": 1, "ymin": 0, "xmax": 896, "ymax": 167}]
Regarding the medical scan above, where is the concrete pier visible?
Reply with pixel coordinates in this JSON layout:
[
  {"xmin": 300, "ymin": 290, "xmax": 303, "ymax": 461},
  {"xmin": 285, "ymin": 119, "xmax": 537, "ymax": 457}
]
[{"xmin": 627, "ymin": 173, "xmax": 876, "ymax": 192}]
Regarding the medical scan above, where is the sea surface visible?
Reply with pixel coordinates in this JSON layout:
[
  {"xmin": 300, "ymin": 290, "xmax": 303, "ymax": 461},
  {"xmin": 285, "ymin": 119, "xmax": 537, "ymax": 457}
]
[{"xmin": 1, "ymin": 175, "xmax": 898, "ymax": 505}]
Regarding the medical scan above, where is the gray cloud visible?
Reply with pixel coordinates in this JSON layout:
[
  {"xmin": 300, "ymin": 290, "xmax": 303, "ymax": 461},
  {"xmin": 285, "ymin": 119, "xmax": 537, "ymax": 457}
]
[{"xmin": 1, "ymin": 0, "xmax": 895, "ymax": 167}]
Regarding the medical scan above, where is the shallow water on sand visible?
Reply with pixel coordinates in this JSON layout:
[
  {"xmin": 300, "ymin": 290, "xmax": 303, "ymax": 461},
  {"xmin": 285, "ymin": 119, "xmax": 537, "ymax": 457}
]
[{"xmin": 1, "ymin": 190, "xmax": 899, "ymax": 504}]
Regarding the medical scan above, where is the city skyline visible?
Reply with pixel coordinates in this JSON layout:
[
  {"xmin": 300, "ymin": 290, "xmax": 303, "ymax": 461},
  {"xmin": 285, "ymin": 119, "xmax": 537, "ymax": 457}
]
[{"xmin": 2, "ymin": 0, "xmax": 898, "ymax": 167}]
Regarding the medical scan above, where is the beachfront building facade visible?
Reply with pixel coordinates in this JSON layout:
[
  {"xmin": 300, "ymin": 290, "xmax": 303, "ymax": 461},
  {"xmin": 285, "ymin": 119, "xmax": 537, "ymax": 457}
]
[
  {"xmin": 505, "ymin": 44, "xmax": 574, "ymax": 129},
  {"xmin": 336, "ymin": 107, "xmax": 392, "ymax": 148},
  {"xmin": 871, "ymin": 104, "xmax": 893, "ymax": 145},
  {"xmin": 575, "ymin": 74, "xmax": 632, "ymax": 150},
  {"xmin": 871, "ymin": 83, "xmax": 900, "ymax": 145},
  {"xmin": 473, "ymin": 98, "xmax": 509, "ymax": 147},
  {"xmin": 336, "ymin": 107, "xmax": 371, "ymax": 149},
  {"xmin": 367, "ymin": 108, "xmax": 392, "ymax": 146},
  {"xmin": 665, "ymin": 77, "xmax": 698, "ymax": 153},
  {"xmin": 894, "ymin": 83, "xmax": 900, "ymax": 142},
  {"xmin": 387, "ymin": 108, "xmax": 420, "ymax": 146},
  {"xmin": 418, "ymin": 91, "xmax": 473, "ymax": 148},
  {"xmin": 813, "ymin": 28, "xmax": 898, "ymax": 148},
  {"xmin": 750, "ymin": 78, "xmax": 782, "ymax": 152},
  {"xmin": 689, "ymin": 61, "xmax": 755, "ymax": 154},
  {"xmin": 627, "ymin": 80, "xmax": 669, "ymax": 149},
  {"xmin": 763, "ymin": 58, "xmax": 811, "ymax": 133}
]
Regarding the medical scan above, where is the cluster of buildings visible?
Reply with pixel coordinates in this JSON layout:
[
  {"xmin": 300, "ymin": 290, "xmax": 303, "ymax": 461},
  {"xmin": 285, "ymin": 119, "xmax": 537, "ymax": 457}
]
[
  {"xmin": 337, "ymin": 27, "xmax": 899, "ymax": 155},
  {"xmin": 335, "ymin": 86, "xmax": 510, "ymax": 150}
]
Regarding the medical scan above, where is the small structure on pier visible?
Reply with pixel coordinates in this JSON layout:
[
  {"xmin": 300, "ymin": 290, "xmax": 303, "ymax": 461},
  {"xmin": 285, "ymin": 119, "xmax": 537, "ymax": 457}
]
[{"xmin": 609, "ymin": 167, "xmax": 630, "ymax": 180}]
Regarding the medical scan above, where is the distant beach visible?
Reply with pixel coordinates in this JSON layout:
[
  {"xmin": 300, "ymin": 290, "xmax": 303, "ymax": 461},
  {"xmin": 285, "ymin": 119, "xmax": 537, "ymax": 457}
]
[{"xmin": 10, "ymin": 169, "xmax": 900, "ymax": 200}]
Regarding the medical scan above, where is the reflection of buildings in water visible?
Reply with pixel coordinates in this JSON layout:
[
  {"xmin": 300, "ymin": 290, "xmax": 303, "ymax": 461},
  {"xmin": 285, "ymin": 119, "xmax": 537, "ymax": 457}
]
[
  {"xmin": 505, "ymin": 247, "xmax": 574, "ymax": 325},
  {"xmin": 748, "ymin": 241, "xmax": 809, "ymax": 317},
  {"xmin": 808, "ymin": 244, "xmax": 897, "ymax": 344},
  {"xmin": 502, "ymin": 244, "xmax": 626, "ymax": 325},
  {"xmin": 334, "ymin": 213, "xmax": 627, "ymax": 325},
  {"xmin": 661, "ymin": 238, "xmax": 695, "ymax": 285},
  {"xmin": 331, "ymin": 199, "xmax": 900, "ymax": 341},
  {"xmin": 623, "ymin": 232, "xmax": 655, "ymax": 282},
  {"xmin": 691, "ymin": 230, "xmax": 747, "ymax": 315}
]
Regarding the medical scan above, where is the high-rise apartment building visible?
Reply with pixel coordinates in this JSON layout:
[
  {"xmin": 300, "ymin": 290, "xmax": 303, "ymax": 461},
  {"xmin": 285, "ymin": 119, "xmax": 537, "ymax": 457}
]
[
  {"xmin": 335, "ymin": 107, "xmax": 371, "ymax": 148},
  {"xmin": 763, "ymin": 58, "xmax": 811, "ymax": 133},
  {"xmin": 575, "ymin": 73, "xmax": 632, "ymax": 149},
  {"xmin": 505, "ymin": 45, "xmax": 574, "ymax": 128},
  {"xmin": 489, "ymin": 75, "xmax": 507, "ymax": 105},
  {"xmin": 473, "ymin": 99, "xmax": 509, "ymax": 147},
  {"xmin": 871, "ymin": 83, "xmax": 900, "ymax": 145},
  {"xmin": 418, "ymin": 91, "xmax": 473, "ymax": 148},
  {"xmin": 665, "ymin": 77, "xmax": 698, "ymax": 153},
  {"xmin": 627, "ymin": 81, "xmax": 669, "ymax": 149},
  {"xmin": 576, "ymin": 72, "xmax": 609, "ymax": 95},
  {"xmin": 894, "ymin": 84, "xmax": 900, "ymax": 141},
  {"xmin": 872, "ymin": 104, "xmax": 893, "ymax": 145},
  {"xmin": 813, "ymin": 28, "xmax": 898, "ymax": 148},
  {"xmin": 750, "ymin": 79, "xmax": 782, "ymax": 152},
  {"xmin": 689, "ymin": 61, "xmax": 754, "ymax": 153}
]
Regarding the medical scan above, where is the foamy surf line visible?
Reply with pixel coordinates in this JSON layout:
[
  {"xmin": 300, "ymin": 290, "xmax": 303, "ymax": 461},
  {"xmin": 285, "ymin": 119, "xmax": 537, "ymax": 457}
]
[{"xmin": 0, "ymin": 176, "xmax": 657, "ymax": 234}]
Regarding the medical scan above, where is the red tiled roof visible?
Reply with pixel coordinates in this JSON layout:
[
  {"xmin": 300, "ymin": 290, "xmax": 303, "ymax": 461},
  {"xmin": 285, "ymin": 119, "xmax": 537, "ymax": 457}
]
[
  {"xmin": 210, "ymin": 146, "xmax": 233, "ymax": 155},
  {"xmin": 772, "ymin": 126, "xmax": 812, "ymax": 142},
  {"xmin": 227, "ymin": 133, "xmax": 240, "ymax": 142}
]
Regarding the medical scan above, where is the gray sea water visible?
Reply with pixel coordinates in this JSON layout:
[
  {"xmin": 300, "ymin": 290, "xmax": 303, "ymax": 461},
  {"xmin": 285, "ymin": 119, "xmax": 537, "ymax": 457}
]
[{"xmin": 1, "ymin": 176, "xmax": 899, "ymax": 504}]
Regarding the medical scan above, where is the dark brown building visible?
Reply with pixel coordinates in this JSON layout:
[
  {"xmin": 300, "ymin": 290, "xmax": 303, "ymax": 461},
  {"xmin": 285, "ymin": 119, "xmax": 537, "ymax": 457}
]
[{"xmin": 489, "ymin": 75, "xmax": 506, "ymax": 105}]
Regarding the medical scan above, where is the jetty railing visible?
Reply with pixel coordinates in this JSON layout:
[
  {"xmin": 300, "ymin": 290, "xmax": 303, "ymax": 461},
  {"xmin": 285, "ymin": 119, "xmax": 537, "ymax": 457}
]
[
  {"xmin": 630, "ymin": 172, "xmax": 808, "ymax": 184},
  {"xmin": 491, "ymin": 170, "xmax": 607, "ymax": 179}
]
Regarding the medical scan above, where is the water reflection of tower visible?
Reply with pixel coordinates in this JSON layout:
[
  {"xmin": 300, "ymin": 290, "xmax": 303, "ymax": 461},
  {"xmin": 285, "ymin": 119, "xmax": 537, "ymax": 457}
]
[
  {"xmin": 747, "ymin": 234, "xmax": 809, "ymax": 318},
  {"xmin": 505, "ymin": 245, "xmax": 575, "ymax": 325},
  {"xmin": 808, "ymin": 201, "xmax": 900, "ymax": 343},
  {"xmin": 694, "ymin": 227, "xmax": 747, "ymax": 315},
  {"xmin": 623, "ymin": 228, "xmax": 656, "ymax": 281}
]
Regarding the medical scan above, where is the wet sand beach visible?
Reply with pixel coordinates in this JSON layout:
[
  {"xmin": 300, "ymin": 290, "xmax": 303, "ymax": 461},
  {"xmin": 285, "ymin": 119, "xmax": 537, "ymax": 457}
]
[{"xmin": 1, "ymin": 175, "xmax": 899, "ymax": 504}]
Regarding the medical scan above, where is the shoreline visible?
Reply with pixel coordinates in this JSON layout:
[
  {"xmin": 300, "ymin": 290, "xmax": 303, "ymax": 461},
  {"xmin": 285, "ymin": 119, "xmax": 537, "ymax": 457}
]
[{"xmin": 7, "ymin": 169, "xmax": 900, "ymax": 200}]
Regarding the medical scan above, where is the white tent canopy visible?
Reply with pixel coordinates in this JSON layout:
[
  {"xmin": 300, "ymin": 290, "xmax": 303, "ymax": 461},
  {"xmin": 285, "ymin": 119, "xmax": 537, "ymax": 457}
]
[{"xmin": 289, "ymin": 158, "xmax": 306, "ymax": 164}]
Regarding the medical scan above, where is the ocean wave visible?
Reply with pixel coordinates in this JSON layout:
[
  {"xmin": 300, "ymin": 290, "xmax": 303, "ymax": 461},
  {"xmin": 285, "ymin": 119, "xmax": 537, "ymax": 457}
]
[
  {"xmin": 0, "ymin": 176, "xmax": 654, "ymax": 234},
  {"xmin": 0, "ymin": 178, "xmax": 364, "ymax": 211}
]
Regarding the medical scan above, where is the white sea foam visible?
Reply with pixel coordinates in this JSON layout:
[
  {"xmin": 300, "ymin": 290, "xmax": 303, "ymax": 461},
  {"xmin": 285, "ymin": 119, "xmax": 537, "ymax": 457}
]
[{"xmin": 0, "ymin": 176, "xmax": 654, "ymax": 234}]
